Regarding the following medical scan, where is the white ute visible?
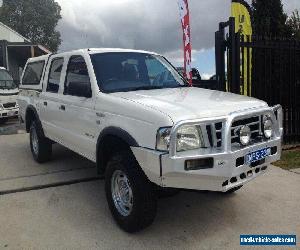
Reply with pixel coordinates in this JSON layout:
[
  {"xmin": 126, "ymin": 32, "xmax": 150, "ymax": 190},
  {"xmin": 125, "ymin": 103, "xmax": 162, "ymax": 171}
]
[
  {"xmin": 18, "ymin": 48, "xmax": 283, "ymax": 232},
  {"xmin": 0, "ymin": 67, "xmax": 19, "ymax": 124}
]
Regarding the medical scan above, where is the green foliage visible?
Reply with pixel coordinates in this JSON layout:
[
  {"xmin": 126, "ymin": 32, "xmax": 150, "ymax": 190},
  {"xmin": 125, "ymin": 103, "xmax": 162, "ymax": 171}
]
[
  {"xmin": 252, "ymin": 0, "xmax": 289, "ymax": 37},
  {"xmin": 287, "ymin": 10, "xmax": 300, "ymax": 40},
  {"xmin": 0, "ymin": 0, "xmax": 61, "ymax": 52},
  {"xmin": 274, "ymin": 149, "xmax": 300, "ymax": 170}
]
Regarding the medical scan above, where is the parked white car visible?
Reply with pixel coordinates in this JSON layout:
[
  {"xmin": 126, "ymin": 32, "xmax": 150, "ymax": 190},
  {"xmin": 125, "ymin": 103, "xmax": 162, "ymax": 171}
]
[
  {"xmin": 18, "ymin": 48, "xmax": 283, "ymax": 232},
  {"xmin": 0, "ymin": 67, "xmax": 19, "ymax": 124}
]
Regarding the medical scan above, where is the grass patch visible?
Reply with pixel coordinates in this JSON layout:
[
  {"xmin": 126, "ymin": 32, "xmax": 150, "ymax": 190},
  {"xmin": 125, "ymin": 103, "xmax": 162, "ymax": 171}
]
[{"xmin": 273, "ymin": 149, "xmax": 300, "ymax": 170}]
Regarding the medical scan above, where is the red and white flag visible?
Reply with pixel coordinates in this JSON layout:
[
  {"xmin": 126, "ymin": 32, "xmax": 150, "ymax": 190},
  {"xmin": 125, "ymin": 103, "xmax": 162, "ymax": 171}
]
[{"xmin": 178, "ymin": 0, "xmax": 192, "ymax": 85}]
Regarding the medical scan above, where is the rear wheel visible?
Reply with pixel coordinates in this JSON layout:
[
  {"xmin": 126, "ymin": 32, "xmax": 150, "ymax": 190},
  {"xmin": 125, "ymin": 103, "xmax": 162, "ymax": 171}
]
[
  {"xmin": 105, "ymin": 151, "xmax": 157, "ymax": 233},
  {"xmin": 30, "ymin": 121, "xmax": 52, "ymax": 163}
]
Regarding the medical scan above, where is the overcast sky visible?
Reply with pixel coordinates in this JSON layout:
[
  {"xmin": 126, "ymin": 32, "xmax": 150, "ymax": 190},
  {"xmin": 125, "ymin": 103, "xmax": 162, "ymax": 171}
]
[{"xmin": 56, "ymin": 0, "xmax": 299, "ymax": 78}]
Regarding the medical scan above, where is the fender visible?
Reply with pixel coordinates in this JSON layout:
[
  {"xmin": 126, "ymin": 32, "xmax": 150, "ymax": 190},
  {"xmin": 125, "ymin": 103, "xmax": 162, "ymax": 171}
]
[
  {"xmin": 96, "ymin": 126, "xmax": 139, "ymax": 174},
  {"xmin": 25, "ymin": 105, "xmax": 43, "ymax": 134}
]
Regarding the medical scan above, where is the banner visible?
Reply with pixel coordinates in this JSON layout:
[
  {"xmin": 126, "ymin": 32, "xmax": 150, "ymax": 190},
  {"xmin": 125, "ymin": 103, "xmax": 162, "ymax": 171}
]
[
  {"xmin": 231, "ymin": 0, "xmax": 252, "ymax": 36},
  {"xmin": 178, "ymin": 0, "xmax": 192, "ymax": 85},
  {"xmin": 231, "ymin": 0, "xmax": 253, "ymax": 96}
]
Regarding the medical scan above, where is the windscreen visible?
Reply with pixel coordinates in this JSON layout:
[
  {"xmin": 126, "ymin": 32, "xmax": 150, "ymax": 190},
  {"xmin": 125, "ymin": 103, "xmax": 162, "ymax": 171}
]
[
  {"xmin": 90, "ymin": 52, "xmax": 187, "ymax": 93},
  {"xmin": 0, "ymin": 69, "xmax": 17, "ymax": 90}
]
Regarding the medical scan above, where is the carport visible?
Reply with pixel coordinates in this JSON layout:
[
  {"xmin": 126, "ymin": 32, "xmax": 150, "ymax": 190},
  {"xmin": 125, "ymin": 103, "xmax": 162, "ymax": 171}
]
[
  {"xmin": 0, "ymin": 21, "xmax": 50, "ymax": 83},
  {"xmin": 0, "ymin": 41, "xmax": 50, "ymax": 83}
]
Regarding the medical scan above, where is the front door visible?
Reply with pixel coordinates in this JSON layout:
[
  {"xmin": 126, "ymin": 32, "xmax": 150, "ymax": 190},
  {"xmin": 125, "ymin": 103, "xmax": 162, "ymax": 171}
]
[{"xmin": 58, "ymin": 55, "xmax": 97, "ymax": 161}]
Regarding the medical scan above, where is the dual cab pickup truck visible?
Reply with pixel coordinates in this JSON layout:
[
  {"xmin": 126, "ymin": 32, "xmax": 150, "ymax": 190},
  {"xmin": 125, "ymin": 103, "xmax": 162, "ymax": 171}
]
[
  {"xmin": 18, "ymin": 48, "xmax": 283, "ymax": 232},
  {"xmin": 0, "ymin": 67, "xmax": 19, "ymax": 124}
]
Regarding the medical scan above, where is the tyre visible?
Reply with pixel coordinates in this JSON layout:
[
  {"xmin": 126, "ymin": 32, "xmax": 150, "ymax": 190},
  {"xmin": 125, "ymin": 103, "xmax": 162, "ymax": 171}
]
[
  {"xmin": 30, "ymin": 121, "xmax": 52, "ymax": 163},
  {"xmin": 0, "ymin": 118, "xmax": 8, "ymax": 125},
  {"xmin": 105, "ymin": 151, "xmax": 157, "ymax": 233},
  {"xmin": 224, "ymin": 185, "xmax": 243, "ymax": 194}
]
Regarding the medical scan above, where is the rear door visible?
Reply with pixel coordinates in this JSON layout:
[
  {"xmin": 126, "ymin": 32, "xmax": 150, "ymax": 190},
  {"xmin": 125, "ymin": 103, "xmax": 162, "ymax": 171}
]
[{"xmin": 57, "ymin": 55, "xmax": 97, "ymax": 161}]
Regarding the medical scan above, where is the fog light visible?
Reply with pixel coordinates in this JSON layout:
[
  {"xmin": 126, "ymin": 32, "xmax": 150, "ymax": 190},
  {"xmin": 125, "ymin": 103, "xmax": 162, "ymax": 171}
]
[
  {"xmin": 263, "ymin": 117, "xmax": 273, "ymax": 139},
  {"xmin": 239, "ymin": 125, "xmax": 251, "ymax": 146},
  {"xmin": 185, "ymin": 158, "xmax": 213, "ymax": 171}
]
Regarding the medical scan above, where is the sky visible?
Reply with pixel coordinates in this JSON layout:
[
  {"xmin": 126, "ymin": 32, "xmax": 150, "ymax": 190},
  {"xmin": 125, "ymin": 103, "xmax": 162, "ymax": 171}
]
[{"xmin": 56, "ymin": 0, "xmax": 299, "ymax": 79}]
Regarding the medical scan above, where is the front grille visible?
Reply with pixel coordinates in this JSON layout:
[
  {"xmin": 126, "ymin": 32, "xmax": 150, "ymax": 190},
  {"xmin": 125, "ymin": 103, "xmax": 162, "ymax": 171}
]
[
  {"xmin": 204, "ymin": 122, "xmax": 223, "ymax": 148},
  {"xmin": 215, "ymin": 122, "xmax": 223, "ymax": 147},
  {"xmin": 231, "ymin": 115, "xmax": 262, "ymax": 146},
  {"xmin": 3, "ymin": 102, "xmax": 16, "ymax": 109}
]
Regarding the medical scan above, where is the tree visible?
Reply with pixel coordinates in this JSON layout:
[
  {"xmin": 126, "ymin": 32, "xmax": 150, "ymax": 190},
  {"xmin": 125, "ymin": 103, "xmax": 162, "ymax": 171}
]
[
  {"xmin": 0, "ymin": 0, "xmax": 61, "ymax": 52},
  {"xmin": 252, "ymin": 0, "xmax": 289, "ymax": 37},
  {"xmin": 287, "ymin": 10, "xmax": 300, "ymax": 40}
]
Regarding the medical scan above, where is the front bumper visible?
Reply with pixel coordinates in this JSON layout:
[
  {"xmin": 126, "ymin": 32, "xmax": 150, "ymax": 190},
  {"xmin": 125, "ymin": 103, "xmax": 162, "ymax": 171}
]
[
  {"xmin": 160, "ymin": 138, "xmax": 281, "ymax": 191},
  {"xmin": 0, "ymin": 108, "xmax": 19, "ymax": 119},
  {"xmin": 132, "ymin": 105, "xmax": 283, "ymax": 192}
]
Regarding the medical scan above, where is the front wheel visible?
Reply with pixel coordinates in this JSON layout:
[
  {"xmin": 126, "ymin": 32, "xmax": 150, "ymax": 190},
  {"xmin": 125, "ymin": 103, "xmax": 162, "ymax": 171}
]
[
  {"xmin": 105, "ymin": 151, "xmax": 157, "ymax": 233},
  {"xmin": 30, "ymin": 121, "xmax": 52, "ymax": 163}
]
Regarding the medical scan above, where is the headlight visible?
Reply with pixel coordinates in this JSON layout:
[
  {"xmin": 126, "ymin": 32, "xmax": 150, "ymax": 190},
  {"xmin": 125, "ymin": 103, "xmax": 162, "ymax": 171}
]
[
  {"xmin": 239, "ymin": 125, "xmax": 251, "ymax": 146},
  {"xmin": 263, "ymin": 116, "xmax": 273, "ymax": 139},
  {"xmin": 176, "ymin": 125, "xmax": 204, "ymax": 152},
  {"xmin": 0, "ymin": 104, "xmax": 3, "ymax": 110},
  {"xmin": 156, "ymin": 127, "xmax": 172, "ymax": 151}
]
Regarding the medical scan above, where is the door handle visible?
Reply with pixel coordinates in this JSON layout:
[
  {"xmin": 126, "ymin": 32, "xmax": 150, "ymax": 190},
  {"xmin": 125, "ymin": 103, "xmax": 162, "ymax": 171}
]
[
  {"xmin": 59, "ymin": 105, "xmax": 66, "ymax": 111},
  {"xmin": 43, "ymin": 101, "xmax": 47, "ymax": 106}
]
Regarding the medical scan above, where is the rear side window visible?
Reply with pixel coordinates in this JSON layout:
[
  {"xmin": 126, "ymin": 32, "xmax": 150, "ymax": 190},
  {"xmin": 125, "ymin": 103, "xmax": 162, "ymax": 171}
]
[
  {"xmin": 47, "ymin": 57, "xmax": 64, "ymax": 93},
  {"xmin": 22, "ymin": 61, "xmax": 45, "ymax": 85}
]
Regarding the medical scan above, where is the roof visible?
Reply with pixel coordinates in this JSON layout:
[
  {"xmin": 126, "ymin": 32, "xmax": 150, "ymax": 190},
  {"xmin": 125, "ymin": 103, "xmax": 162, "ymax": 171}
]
[
  {"xmin": 0, "ymin": 22, "xmax": 51, "ymax": 54},
  {"xmin": 0, "ymin": 22, "xmax": 30, "ymax": 43},
  {"xmin": 88, "ymin": 48, "xmax": 159, "ymax": 55},
  {"xmin": 57, "ymin": 48, "xmax": 158, "ymax": 55},
  {"xmin": 26, "ymin": 48, "xmax": 161, "ymax": 63},
  {"xmin": 27, "ymin": 54, "xmax": 51, "ymax": 63}
]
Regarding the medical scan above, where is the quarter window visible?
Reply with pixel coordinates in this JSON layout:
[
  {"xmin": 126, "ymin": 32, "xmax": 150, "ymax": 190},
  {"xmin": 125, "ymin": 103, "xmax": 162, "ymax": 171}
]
[
  {"xmin": 22, "ymin": 61, "xmax": 45, "ymax": 85},
  {"xmin": 47, "ymin": 58, "xmax": 64, "ymax": 93}
]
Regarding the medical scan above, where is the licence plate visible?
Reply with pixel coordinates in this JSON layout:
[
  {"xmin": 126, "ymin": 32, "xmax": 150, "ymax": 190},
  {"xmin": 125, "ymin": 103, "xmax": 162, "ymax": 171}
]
[{"xmin": 245, "ymin": 148, "xmax": 271, "ymax": 164}]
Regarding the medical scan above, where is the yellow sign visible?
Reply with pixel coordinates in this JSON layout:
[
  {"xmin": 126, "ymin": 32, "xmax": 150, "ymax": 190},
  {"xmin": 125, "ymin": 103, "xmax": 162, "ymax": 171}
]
[{"xmin": 231, "ymin": 0, "xmax": 252, "ymax": 96}]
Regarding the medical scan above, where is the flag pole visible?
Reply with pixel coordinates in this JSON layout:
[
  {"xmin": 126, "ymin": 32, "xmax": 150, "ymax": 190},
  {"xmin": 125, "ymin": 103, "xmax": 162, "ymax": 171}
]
[{"xmin": 178, "ymin": 0, "xmax": 193, "ymax": 86}]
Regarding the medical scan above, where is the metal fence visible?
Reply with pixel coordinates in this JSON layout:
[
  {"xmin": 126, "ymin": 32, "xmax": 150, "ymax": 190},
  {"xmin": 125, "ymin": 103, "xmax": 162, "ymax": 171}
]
[{"xmin": 215, "ymin": 18, "xmax": 300, "ymax": 144}]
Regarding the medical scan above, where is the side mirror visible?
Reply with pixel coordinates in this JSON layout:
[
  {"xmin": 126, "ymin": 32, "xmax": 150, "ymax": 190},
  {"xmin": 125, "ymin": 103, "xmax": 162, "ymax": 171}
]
[{"xmin": 67, "ymin": 81, "xmax": 92, "ymax": 98}]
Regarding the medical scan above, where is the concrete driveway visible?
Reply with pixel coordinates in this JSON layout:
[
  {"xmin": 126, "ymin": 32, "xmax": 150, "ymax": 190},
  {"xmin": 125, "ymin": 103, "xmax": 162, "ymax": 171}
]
[
  {"xmin": 0, "ymin": 118, "xmax": 24, "ymax": 135},
  {"xmin": 0, "ymin": 133, "xmax": 299, "ymax": 250}
]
